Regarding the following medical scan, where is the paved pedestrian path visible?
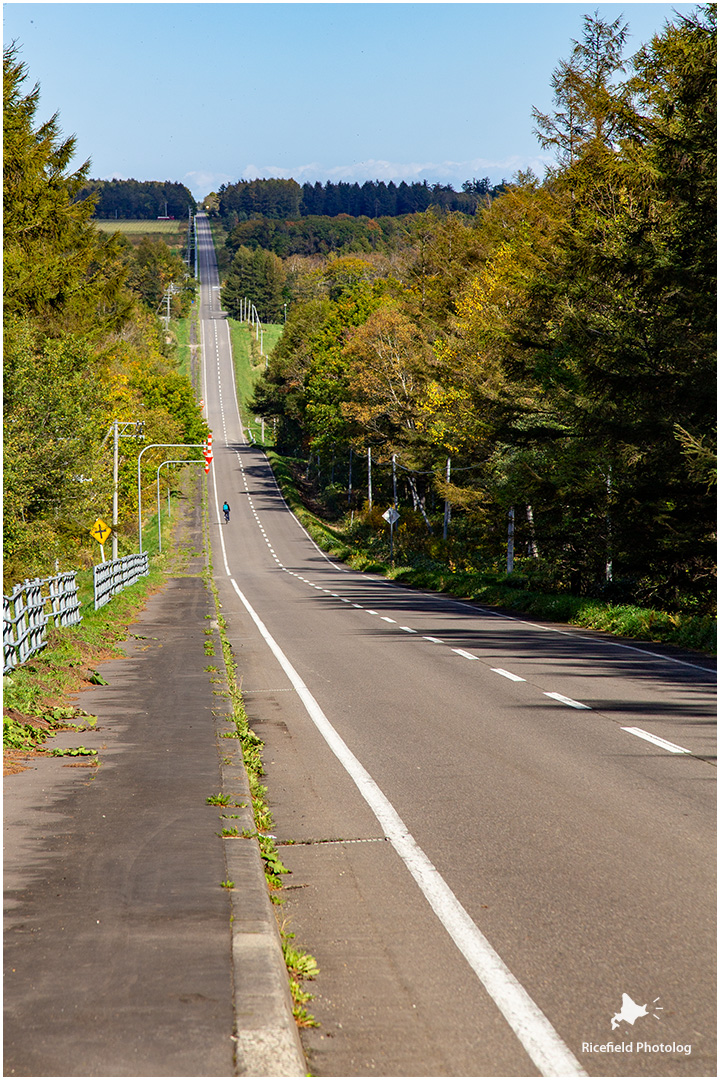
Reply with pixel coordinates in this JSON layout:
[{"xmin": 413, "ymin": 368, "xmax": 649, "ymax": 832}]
[{"xmin": 3, "ymin": 521, "xmax": 304, "ymax": 1076}]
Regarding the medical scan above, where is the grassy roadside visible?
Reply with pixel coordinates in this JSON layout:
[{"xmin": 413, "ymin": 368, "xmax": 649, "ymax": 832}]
[
  {"xmin": 173, "ymin": 313, "xmax": 194, "ymax": 381},
  {"xmin": 200, "ymin": 484, "xmax": 319, "ymax": 1027},
  {"xmin": 265, "ymin": 450, "xmax": 717, "ymax": 656},
  {"xmin": 227, "ymin": 317, "xmax": 282, "ymax": 446},
  {"xmin": 3, "ymin": 561, "xmax": 167, "ymax": 766},
  {"xmin": 2, "ymin": 468, "xmax": 203, "ymax": 762}
]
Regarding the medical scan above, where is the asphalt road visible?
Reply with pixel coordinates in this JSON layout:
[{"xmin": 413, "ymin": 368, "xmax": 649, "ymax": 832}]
[{"xmin": 196, "ymin": 214, "xmax": 716, "ymax": 1078}]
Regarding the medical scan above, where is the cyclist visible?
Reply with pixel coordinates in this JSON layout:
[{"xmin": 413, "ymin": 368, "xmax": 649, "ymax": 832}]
[{"xmin": 222, "ymin": 501, "xmax": 230, "ymax": 523}]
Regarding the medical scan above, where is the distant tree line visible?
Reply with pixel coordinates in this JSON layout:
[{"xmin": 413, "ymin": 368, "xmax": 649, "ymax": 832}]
[
  {"xmin": 225, "ymin": 214, "xmax": 415, "ymax": 258},
  {"xmin": 216, "ymin": 177, "xmax": 506, "ymax": 223},
  {"xmin": 77, "ymin": 179, "xmax": 196, "ymax": 219}
]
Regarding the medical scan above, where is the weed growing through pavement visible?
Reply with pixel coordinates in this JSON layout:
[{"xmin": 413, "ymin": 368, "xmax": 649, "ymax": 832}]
[
  {"xmin": 281, "ymin": 924, "xmax": 320, "ymax": 1027},
  {"xmin": 46, "ymin": 746, "xmax": 97, "ymax": 757},
  {"xmin": 206, "ymin": 792, "xmax": 232, "ymax": 806},
  {"xmin": 202, "ymin": 495, "xmax": 320, "ymax": 1027}
]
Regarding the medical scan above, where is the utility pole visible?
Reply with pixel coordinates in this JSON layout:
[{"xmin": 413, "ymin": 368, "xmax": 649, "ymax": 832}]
[
  {"xmin": 443, "ymin": 457, "xmax": 451, "ymax": 541},
  {"xmin": 112, "ymin": 421, "xmax": 119, "ymax": 560},
  {"xmin": 367, "ymin": 448, "xmax": 373, "ymax": 510},
  {"xmin": 507, "ymin": 506, "xmax": 515, "ymax": 574},
  {"xmin": 103, "ymin": 421, "xmax": 145, "ymax": 560}
]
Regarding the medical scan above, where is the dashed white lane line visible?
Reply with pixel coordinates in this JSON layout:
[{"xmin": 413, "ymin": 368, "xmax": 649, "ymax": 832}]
[
  {"xmin": 544, "ymin": 692, "xmax": 591, "ymax": 710},
  {"xmin": 234, "ymin": 452, "xmax": 701, "ymax": 766},
  {"xmin": 228, "ymin": 576, "xmax": 587, "ymax": 1078},
  {"xmin": 492, "ymin": 668, "xmax": 526, "ymax": 683},
  {"xmin": 622, "ymin": 727, "xmax": 691, "ymax": 754}
]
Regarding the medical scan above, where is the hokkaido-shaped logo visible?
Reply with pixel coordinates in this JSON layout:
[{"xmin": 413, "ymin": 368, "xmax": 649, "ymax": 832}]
[{"xmin": 611, "ymin": 993, "xmax": 663, "ymax": 1031}]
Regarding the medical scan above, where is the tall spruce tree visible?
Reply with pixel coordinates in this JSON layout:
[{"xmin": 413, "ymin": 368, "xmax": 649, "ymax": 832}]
[{"xmin": 3, "ymin": 46, "xmax": 129, "ymax": 337}]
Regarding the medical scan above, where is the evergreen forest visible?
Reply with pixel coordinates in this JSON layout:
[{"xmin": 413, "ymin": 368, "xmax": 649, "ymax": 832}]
[
  {"xmin": 77, "ymin": 178, "xmax": 196, "ymax": 220},
  {"xmin": 216, "ymin": 175, "xmax": 505, "ymax": 223},
  {"xmin": 236, "ymin": 8, "xmax": 716, "ymax": 620},
  {"xmin": 3, "ymin": 46, "xmax": 206, "ymax": 585}
]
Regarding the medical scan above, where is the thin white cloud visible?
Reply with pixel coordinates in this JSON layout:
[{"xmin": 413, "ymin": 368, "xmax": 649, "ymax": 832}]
[
  {"xmin": 184, "ymin": 169, "xmax": 234, "ymax": 196},
  {"xmin": 234, "ymin": 155, "xmax": 553, "ymax": 186}
]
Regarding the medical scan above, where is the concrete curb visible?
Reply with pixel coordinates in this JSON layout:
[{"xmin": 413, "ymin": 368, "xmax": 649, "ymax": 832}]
[{"xmin": 214, "ymin": 711, "xmax": 307, "ymax": 1077}]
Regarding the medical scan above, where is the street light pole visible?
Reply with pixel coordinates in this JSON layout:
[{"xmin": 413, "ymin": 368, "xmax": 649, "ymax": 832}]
[
  {"xmin": 156, "ymin": 459, "xmax": 205, "ymax": 553},
  {"xmin": 137, "ymin": 443, "xmax": 205, "ymax": 553}
]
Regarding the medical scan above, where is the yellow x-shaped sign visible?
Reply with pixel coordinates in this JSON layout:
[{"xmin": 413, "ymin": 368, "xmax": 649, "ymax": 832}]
[{"xmin": 90, "ymin": 518, "xmax": 112, "ymax": 545}]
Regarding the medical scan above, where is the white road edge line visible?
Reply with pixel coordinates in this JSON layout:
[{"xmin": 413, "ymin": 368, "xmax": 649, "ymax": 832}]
[
  {"xmin": 230, "ymin": 577, "xmax": 586, "ymax": 1079},
  {"xmin": 621, "ymin": 727, "xmax": 692, "ymax": 754}
]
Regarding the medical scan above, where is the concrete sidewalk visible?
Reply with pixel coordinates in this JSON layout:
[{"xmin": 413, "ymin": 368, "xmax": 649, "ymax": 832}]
[{"xmin": 3, "ymin": 525, "xmax": 305, "ymax": 1076}]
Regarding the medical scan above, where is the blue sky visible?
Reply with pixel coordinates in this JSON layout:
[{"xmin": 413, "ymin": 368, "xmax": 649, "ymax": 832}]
[{"xmin": 4, "ymin": 2, "xmax": 696, "ymax": 199}]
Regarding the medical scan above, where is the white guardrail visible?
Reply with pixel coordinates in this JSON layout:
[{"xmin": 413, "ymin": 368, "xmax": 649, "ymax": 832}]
[
  {"xmin": 93, "ymin": 552, "xmax": 149, "ymax": 611},
  {"xmin": 3, "ymin": 573, "xmax": 82, "ymax": 674}
]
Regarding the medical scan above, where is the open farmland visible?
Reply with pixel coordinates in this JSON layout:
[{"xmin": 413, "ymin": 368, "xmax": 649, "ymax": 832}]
[{"xmin": 94, "ymin": 218, "xmax": 189, "ymax": 252}]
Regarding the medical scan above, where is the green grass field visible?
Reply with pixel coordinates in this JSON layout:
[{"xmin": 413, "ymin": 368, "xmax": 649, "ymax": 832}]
[
  {"xmin": 228, "ymin": 318, "xmax": 283, "ymax": 444},
  {"xmin": 94, "ymin": 219, "xmax": 189, "ymax": 253},
  {"xmin": 94, "ymin": 219, "xmax": 187, "ymax": 235}
]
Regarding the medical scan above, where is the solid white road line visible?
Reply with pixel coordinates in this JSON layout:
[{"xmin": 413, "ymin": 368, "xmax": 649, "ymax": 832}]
[
  {"xmin": 229, "ymin": 578, "xmax": 585, "ymax": 1078},
  {"xmin": 621, "ymin": 727, "xmax": 692, "ymax": 754}
]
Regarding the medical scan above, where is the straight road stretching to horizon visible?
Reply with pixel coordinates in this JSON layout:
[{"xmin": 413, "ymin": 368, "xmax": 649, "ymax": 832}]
[{"xmin": 195, "ymin": 214, "xmax": 716, "ymax": 1078}]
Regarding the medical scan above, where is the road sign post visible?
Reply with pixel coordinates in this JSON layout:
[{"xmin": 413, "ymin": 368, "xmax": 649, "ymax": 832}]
[
  {"xmin": 382, "ymin": 506, "xmax": 400, "ymax": 568},
  {"xmin": 90, "ymin": 518, "xmax": 112, "ymax": 564}
]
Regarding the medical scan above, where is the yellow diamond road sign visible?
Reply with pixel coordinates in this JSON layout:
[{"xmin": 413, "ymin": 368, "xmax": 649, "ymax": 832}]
[{"xmin": 90, "ymin": 518, "xmax": 112, "ymax": 545}]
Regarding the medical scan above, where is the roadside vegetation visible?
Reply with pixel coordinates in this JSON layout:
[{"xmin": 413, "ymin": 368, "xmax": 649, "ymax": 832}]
[
  {"xmin": 3, "ymin": 551, "xmax": 168, "ymax": 767},
  {"xmin": 209, "ymin": 8, "xmax": 716, "ymax": 650},
  {"xmin": 264, "ymin": 452, "xmax": 716, "ymax": 654},
  {"xmin": 3, "ymin": 45, "xmax": 206, "ymax": 587},
  {"xmin": 202, "ymin": 495, "xmax": 319, "ymax": 1027}
]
